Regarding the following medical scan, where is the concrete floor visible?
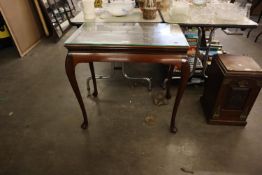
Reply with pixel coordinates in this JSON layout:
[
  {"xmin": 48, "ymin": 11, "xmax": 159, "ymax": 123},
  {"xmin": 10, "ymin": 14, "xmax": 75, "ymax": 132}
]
[{"xmin": 0, "ymin": 27, "xmax": 262, "ymax": 175}]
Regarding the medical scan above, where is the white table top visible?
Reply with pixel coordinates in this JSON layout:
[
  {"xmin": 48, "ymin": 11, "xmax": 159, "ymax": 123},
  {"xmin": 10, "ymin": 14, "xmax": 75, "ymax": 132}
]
[
  {"xmin": 160, "ymin": 10, "xmax": 258, "ymax": 28},
  {"xmin": 71, "ymin": 9, "xmax": 163, "ymax": 25}
]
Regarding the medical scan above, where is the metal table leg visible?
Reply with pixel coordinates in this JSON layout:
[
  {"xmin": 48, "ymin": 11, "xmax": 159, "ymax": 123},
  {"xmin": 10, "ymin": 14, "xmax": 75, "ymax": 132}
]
[
  {"xmin": 190, "ymin": 27, "xmax": 203, "ymax": 77},
  {"xmin": 165, "ymin": 65, "xmax": 174, "ymax": 99},
  {"xmin": 86, "ymin": 75, "xmax": 111, "ymax": 96},
  {"xmin": 202, "ymin": 28, "xmax": 216, "ymax": 78},
  {"xmin": 167, "ymin": 27, "xmax": 215, "ymax": 85},
  {"xmin": 121, "ymin": 63, "xmax": 152, "ymax": 91},
  {"xmin": 255, "ymin": 31, "xmax": 262, "ymax": 42},
  {"xmin": 86, "ymin": 62, "xmax": 153, "ymax": 96}
]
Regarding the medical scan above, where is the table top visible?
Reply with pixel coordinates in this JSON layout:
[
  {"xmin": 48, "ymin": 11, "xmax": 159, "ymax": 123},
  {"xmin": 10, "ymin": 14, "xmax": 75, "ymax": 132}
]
[
  {"xmin": 219, "ymin": 54, "xmax": 262, "ymax": 72},
  {"xmin": 65, "ymin": 23, "xmax": 189, "ymax": 51},
  {"xmin": 160, "ymin": 10, "xmax": 258, "ymax": 28},
  {"xmin": 70, "ymin": 9, "xmax": 163, "ymax": 25}
]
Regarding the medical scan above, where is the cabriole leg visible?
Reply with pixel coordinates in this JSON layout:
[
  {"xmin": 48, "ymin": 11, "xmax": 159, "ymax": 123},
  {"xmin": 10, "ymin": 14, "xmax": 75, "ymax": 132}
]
[
  {"xmin": 170, "ymin": 60, "xmax": 190, "ymax": 133},
  {"xmin": 65, "ymin": 54, "xmax": 88, "ymax": 129}
]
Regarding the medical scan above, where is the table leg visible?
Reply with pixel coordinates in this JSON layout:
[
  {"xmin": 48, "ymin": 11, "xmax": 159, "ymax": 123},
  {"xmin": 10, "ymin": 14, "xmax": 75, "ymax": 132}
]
[
  {"xmin": 86, "ymin": 75, "xmax": 111, "ymax": 97},
  {"xmin": 247, "ymin": 29, "xmax": 253, "ymax": 38},
  {"xmin": 255, "ymin": 32, "xmax": 262, "ymax": 43},
  {"xmin": 202, "ymin": 28, "xmax": 216, "ymax": 78},
  {"xmin": 190, "ymin": 27, "xmax": 202, "ymax": 77},
  {"xmin": 121, "ymin": 63, "xmax": 152, "ymax": 91},
  {"xmin": 89, "ymin": 62, "xmax": 98, "ymax": 97},
  {"xmin": 65, "ymin": 54, "xmax": 88, "ymax": 129},
  {"xmin": 200, "ymin": 27, "xmax": 207, "ymax": 48},
  {"xmin": 165, "ymin": 65, "xmax": 174, "ymax": 99},
  {"xmin": 170, "ymin": 60, "xmax": 190, "ymax": 133}
]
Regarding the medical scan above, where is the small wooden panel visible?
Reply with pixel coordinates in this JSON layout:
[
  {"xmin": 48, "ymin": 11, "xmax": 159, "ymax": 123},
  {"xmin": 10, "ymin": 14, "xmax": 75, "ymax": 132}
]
[
  {"xmin": 219, "ymin": 54, "xmax": 262, "ymax": 72},
  {"xmin": 0, "ymin": 0, "xmax": 42, "ymax": 57},
  {"xmin": 224, "ymin": 86, "xmax": 250, "ymax": 110}
]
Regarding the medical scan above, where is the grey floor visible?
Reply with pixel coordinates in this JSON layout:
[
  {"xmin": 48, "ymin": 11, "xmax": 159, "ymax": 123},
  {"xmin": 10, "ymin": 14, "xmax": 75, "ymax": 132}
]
[{"xmin": 0, "ymin": 27, "xmax": 262, "ymax": 175}]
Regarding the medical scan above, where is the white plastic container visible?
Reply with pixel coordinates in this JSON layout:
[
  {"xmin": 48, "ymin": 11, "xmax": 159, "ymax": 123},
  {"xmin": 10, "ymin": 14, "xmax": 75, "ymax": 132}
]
[{"xmin": 81, "ymin": 0, "xmax": 95, "ymax": 20}]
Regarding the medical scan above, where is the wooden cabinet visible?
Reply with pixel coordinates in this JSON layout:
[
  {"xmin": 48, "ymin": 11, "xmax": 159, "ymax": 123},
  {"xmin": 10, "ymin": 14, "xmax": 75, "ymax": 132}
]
[
  {"xmin": 0, "ymin": 0, "xmax": 43, "ymax": 57},
  {"xmin": 201, "ymin": 54, "xmax": 262, "ymax": 126}
]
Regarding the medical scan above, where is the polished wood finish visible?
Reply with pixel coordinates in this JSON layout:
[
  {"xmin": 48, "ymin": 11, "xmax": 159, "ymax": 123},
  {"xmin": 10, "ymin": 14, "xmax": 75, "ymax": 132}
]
[
  {"xmin": 65, "ymin": 54, "xmax": 88, "ymax": 129},
  {"xmin": 201, "ymin": 54, "xmax": 262, "ymax": 125},
  {"xmin": 65, "ymin": 53, "xmax": 190, "ymax": 132},
  {"xmin": 65, "ymin": 23, "xmax": 190, "ymax": 133},
  {"xmin": 88, "ymin": 62, "xmax": 98, "ymax": 97},
  {"xmin": 220, "ymin": 55, "xmax": 262, "ymax": 72},
  {"xmin": 166, "ymin": 65, "xmax": 174, "ymax": 99}
]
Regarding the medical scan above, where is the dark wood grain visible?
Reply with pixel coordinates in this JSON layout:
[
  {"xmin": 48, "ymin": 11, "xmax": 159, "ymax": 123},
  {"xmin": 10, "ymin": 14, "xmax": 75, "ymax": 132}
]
[
  {"xmin": 66, "ymin": 52, "xmax": 190, "ymax": 133},
  {"xmin": 170, "ymin": 60, "xmax": 190, "ymax": 133},
  {"xmin": 89, "ymin": 62, "xmax": 98, "ymax": 97},
  {"xmin": 64, "ymin": 22, "xmax": 189, "ymax": 133},
  {"xmin": 65, "ymin": 54, "xmax": 88, "ymax": 129}
]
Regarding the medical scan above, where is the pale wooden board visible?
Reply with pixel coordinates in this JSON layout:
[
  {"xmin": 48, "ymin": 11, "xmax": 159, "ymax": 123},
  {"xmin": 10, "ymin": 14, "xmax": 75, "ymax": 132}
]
[{"xmin": 0, "ymin": 0, "xmax": 42, "ymax": 57}]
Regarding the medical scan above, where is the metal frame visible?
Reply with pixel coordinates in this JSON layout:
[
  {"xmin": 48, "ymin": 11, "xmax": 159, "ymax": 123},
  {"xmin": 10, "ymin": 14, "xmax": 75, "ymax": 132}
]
[{"xmin": 86, "ymin": 63, "xmax": 152, "ymax": 96}]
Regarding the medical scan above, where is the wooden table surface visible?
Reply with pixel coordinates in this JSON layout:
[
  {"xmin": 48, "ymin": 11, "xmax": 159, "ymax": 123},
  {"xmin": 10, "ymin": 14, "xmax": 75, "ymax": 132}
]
[{"xmin": 64, "ymin": 22, "xmax": 190, "ymax": 133}]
